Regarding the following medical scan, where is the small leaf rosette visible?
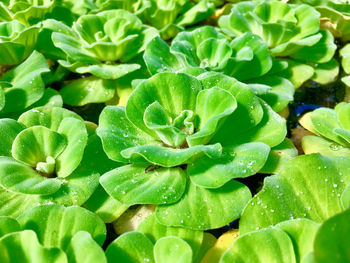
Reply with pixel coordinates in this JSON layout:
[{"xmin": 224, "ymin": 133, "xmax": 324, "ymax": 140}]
[
  {"xmin": 144, "ymin": 26, "xmax": 294, "ymax": 112},
  {"xmin": 291, "ymin": 0, "xmax": 350, "ymax": 41},
  {"xmin": 0, "ymin": 0, "xmax": 55, "ymax": 25},
  {"xmin": 0, "ymin": 50, "xmax": 63, "ymax": 116},
  {"xmin": 219, "ymin": 1, "xmax": 338, "ymax": 86},
  {"xmin": 51, "ymin": 9, "xmax": 158, "ymax": 80},
  {"xmin": 0, "ymin": 19, "xmax": 40, "ymax": 65},
  {"xmin": 97, "ymin": 72, "xmax": 287, "ymax": 230},
  {"xmin": 299, "ymin": 102, "xmax": 350, "ymax": 157},
  {"xmin": 0, "ymin": 205, "xmax": 107, "ymax": 263},
  {"xmin": 141, "ymin": 0, "xmax": 215, "ymax": 40},
  {"xmin": 0, "ymin": 106, "xmax": 99, "ymax": 218}
]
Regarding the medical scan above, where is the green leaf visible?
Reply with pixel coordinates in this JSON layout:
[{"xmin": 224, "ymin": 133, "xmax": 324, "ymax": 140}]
[
  {"xmin": 302, "ymin": 136, "xmax": 350, "ymax": 158},
  {"xmin": 55, "ymin": 117, "xmax": 88, "ymax": 178},
  {"xmin": 0, "ymin": 230, "xmax": 67, "ymax": 263},
  {"xmin": 137, "ymin": 214, "xmax": 203, "ymax": 256},
  {"xmin": 220, "ymin": 228, "xmax": 296, "ymax": 263},
  {"xmin": 97, "ymin": 106, "xmax": 157, "ymax": 163},
  {"xmin": 144, "ymin": 36, "xmax": 183, "ymax": 75},
  {"xmin": 0, "ymin": 51, "xmax": 50, "ymax": 113},
  {"xmin": 121, "ymin": 143, "xmax": 222, "ymax": 167},
  {"xmin": 188, "ymin": 142, "xmax": 270, "ymax": 188},
  {"xmin": 198, "ymin": 72, "xmax": 264, "ymax": 132},
  {"xmin": 197, "ymin": 38, "xmax": 232, "ymax": 68},
  {"xmin": 311, "ymin": 58, "xmax": 339, "ymax": 85},
  {"xmin": 12, "ymin": 126, "xmax": 66, "ymax": 168},
  {"xmin": 156, "ymin": 180, "xmax": 251, "ymax": 230},
  {"xmin": 224, "ymin": 32, "xmax": 272, "ymax": 81},
  {"xmin": 75, "ymin": 63, "xmax": 141, "ymax": 80},
  {"xmin": 187, "ymin": 87, "xmax": 237, "ymax": 146},
  {"xmin": 154, "ymin": 236, "xmax": 192, "ymax": 263},
  {"xmin": 65, "ymin": 231, "xmax": 107, "ymax": 263},
  {"xmin": 106, "ymin": 232, "xmax": 154, "ymax": 263},
  {"xmin": 0, "ymin": 156, "xmax": 62, "ymax": 195},
  {"xmin": 278, "ymin": 59, "xmax": 314, "ymax": 89},
  {"xmin": 29, "ymin": 88, "xmax": 63, "ymax": 109},
  {"xmin": 144, "ymin": 101, "xmax": 188, "ymax": 147},
  {"xmin": 100, "ymin": 164, "xmax": 186, "ymax": 205},
  {"xmin": 126, "ymin": 72, "xmax": 201, "ymax": 137},
  {"xmin": 253, "ymin": 76, "xmax": 294, "ymax": 112},
  {"xmin": 276, "ymin": 219, "xmax": 319, "ymax": 262},
  {"xmin": 0, "ymin": 217, "xmax": 20, "ymax": 238},
  {"xmin": 0, "ymin": 23, "xmax": 39, "ymax": 65},
  {"xmin": 84, "ymin": 185, "xmax": 129, "ymax": 223},
  {"xmin": 291, "ymin": 30, "xmax": 337, "ymax": 63},
  {"xmin": 17, "ymin": 205, "xmax": 106, "ymax": 250},
  {"xmin": 314, "ymin": 209, "xmax": 350, "ymax": 263},
  {"xmin": 0, "ymin": 119, "xmax": 23, "ymax": 157},
  {"xmin": 260, "ymin": 138, "xmax": 298, "ymax": 174},
  {"xmin": 212, "ymin": 100, "xmax": 287, "ymax": 148},
  {"xmin": 60, "ymin": 76, "xmax": 116, "ymax": 106},
  {"xmin": 239, "ymin": 154, "xmax": 350, "ymax": 234},
  {"xmin": 18, "ymin": 106, "xmax": 83, "ymax": 132}
]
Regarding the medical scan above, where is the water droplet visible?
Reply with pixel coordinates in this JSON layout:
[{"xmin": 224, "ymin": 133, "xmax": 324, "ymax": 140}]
[{"xmin": 333, "ymin": 184, "xmax": 338, "ymax": 188}]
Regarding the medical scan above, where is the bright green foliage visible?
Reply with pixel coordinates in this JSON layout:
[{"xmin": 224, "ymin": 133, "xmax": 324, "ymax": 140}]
[
  {"xmin": 0, "ymin": 20, "xmax": 40, "ymax": 65},
  {"xmin": 291, "ymin": 0, "xmax": 350, "ymax": 41},
  {"xmin": 340, "ymin": 43, "xmax": 350, "ymax": 86},
  {"xmin": 219, "ymin": 1, "xmax": 338, "ymax": 86},
  {"xmin": 0, "ymin": 0, "xmax": 55, "ymax": 25},
  {"xmin": 98, "ymin": 72, "xmax": 287, "ymax": 229},
  {"xmin": 239, "ymin": 154, "xmax": 350, "ymax": 234},
  {"xmin": 300, "ymin": 102, "xmax": 350, "ymax": 157},
  {"xmin": 52, "ymin": 9, "xmax": 158, "ymax": 80},
  {"xmin": 106, "ymin": 230, "xmax": 195, "ymax": 263},
  {"xmin": 140, "ymin": 0, "xmax": 215, "ymax": 40},
  {"xmin": 0, "ymin": 107, "xmax": 100, "ymax": 217},
  {"xmin": 0, "ymin": 205, "xmax": 106, "ymax": 263},
  {"xmin": 144, "ymin": 26, "xmax": 295, "ymax": 111},
  {"xmin": 0, "ymin": 51, "xmax": 62, "ymax": 115},
  {"xmin": 314, "ymin": 209, "xmax": 350, "ymax": 263},
  {"xmin": 220, "ymin": 219, "xmax": 319, "ymax": 263}
]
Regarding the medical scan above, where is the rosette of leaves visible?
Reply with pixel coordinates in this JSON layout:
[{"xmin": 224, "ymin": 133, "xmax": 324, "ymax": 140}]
[
  {"xmin": 221, "ymin": 200, "xmax": 350, "ymax": 262},
  {"xmin": 106, "ymin": 231, "xmax": 193, "ymax": 263},
  {"xmin": 299, "ymin": 103, "xmax": 350, "ymax": 157},
  {"xmin": 144, "ymin": 26, "xmax": 294, "ymax": 112},
  {"xmin": 291, "ymin": 0, "xmax": 350, "ymax": 41},
  {"xmin": 0, "ymin": 205, "xmax": 107, "ymax": 263},
  {"xmin": 0, "ymin": 106, "xmax": 100, "ymax": 218},
  {"xmin": 141, "ymin": 0, "xmax": 215, "ymax": 40},
  {"xmin": 0, "ymin": 19, "xmax": 40, "ymax": 65},
  {"xmin": 51, "ymin": 9, "xmax": 158, "ymax": 105},
  {"xmin": 218, "ymin": 1, "xmax": 338, "ymax": 86},
  {"xmin": 0, "ymin": 51, "xmax": 63, "ymax": 117},
  {"xmin": 97, "ymin": 72, "xmax": 287, "ymax": 230},
  {"xmin": 0, "ymin": 0, "xmax": 55, "ymax": 25}
]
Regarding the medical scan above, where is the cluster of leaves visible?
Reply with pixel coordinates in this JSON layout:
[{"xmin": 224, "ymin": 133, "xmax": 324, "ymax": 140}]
[{"xmin": 0, "ymin": 0, "xmax": 350, "ymax": 262}]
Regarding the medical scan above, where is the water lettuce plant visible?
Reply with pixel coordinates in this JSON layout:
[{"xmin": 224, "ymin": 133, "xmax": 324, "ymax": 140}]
[
  {"xmin": 144, "ymin": 26, "xmax": 294, "ymax": 112},
  {"xmin": 0, "ymin": 0, "xmax": 55, "ymax": 25},
  {"xmin": 0, "ymin": 106, "xmax": 100, "ymax": 217},
  {"xmin": 291, "ymin": 0, "xmax": 350, "ymax": 41},
  {"xmin": 0, "ymin": 0, "xmax": 350, "ymax": 261},
  {"xmin": 52, "ymin": 9, "xmax": 158, "ymax": 80},
  {"xmin": 140, "ymin": 0, "xmax": 215, "ymax": 40},
  {"xmin": 0, "ymin": 204, "xmax": 107, "ymax": 263},
  {"xmin": 0, "ymin": 19, "xmax": 40, "ymax": 65},
  {"xmin": 0, "ymin": 51, "xmax": 63, "ymax": 117},
  {"xmin": 299, "ymin": 102, "xmax": 350, "ymax": 157},
  {"xmin": 219, "ymin": 1, "xmax": 338, "ymax": 86},
  {"xmin": 97, "ymin": 72, "xmax": 287, "ymax": 230}
]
